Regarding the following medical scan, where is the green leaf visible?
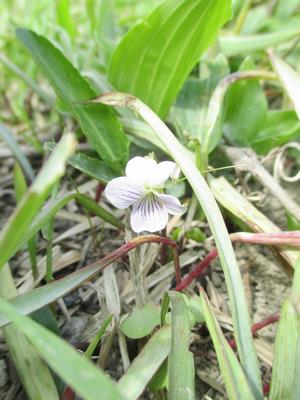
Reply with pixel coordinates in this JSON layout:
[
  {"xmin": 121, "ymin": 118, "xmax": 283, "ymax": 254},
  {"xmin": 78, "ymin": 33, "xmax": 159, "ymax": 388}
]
[
  {"xmin": 117, "ymin": 326, "xmax": 171, "ymax": 400},
  {"xmin": 170, "ymin": 54, "xmax": 229, "ymax": 148},
  {"xmin": 219, "ymin": 29, "xmax": 300, "ymax": 56},
  {"xmin": 68, "ymin": 153, "xmax": 116, "ymax": 182},
  {"xmin": 109, "ymin": 0, "xmax": 232, "ymax": 118},
  {"xmin": 270, "ymin": 299, "xmax": 298, "ymax": 399},
  {"xmin": 223, "ymin": 58, "xmax": 267, "ymax": 146},
  {"xmin": 0, "ymin": 266, "xmax": 59, "ymax": 400},
  {"xmin": 121, "ymin": 303, "xmax": 160, "ymax": 339},
  {"xmin": 0, "ymin": 133, "xmax": 76, "ymax": 270},
  {"xmin": 0, "ymin": 299, "xmax": 123, "ymax": 400},
  {"xmin": 0, "ymin": 123, "xmax": 35, "ymax": 182},
  {"xmin": 168, "ymin": 291, "xmax": 194, "ymax": 400},
  {"xmin": 270, "ymin": 259, "xmax": 300, "ymax": 400},
  {"xmin": 84, "ymin": 314, "xmax": 113, "ymax": 359},
  {"xmin": 44, "ymin": 142, "xmax": 117, "ymax": 183},
  {"xmin": 14, "ymin": 163, "xmax": 28, "ymax": 202},
  {"xmin": 252, "ymin": 110, "xmax": 300, "ymax": 154},
  {"xmin": 16, "ymin": 28, "xmax": 128, "ymax": 172},
  {"xmin": 270, "ymin": 53, "xmax": 300, "ymax": 120},
  {"xmin": 200, "ymin": 289, "xmax": 256, "ymax": 400}
]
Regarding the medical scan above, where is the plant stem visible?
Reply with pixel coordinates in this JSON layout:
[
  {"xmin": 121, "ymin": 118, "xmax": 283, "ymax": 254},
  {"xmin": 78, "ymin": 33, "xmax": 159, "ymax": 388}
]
[
  {"xmin": 228, "ymin": 313, "xmax": 280, "ymax": 348},
  {"xmin": 176, "ymin": 231, "xmax": 300, "ymax": 292}
]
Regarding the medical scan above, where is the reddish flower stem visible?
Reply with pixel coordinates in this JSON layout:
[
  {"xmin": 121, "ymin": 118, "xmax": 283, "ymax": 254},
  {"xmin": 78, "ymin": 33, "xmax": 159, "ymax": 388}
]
[
  {"xmin": 228, "ymin": 313, "xmax": 280, "ymax": 348},
  {"xmin": 175, "ymin": 231, "xmax": 300, "ymax": 292},
  {"xmin": 94, "ymin": 182, "xmax": 105, "ymax": 203},
  {"xmin": 175, "ymin": 248, "xmax": 218, "ymax": 291},
  {"xmin": 263, "ymin": 382, "xmax": 270, "ymax": 395}
]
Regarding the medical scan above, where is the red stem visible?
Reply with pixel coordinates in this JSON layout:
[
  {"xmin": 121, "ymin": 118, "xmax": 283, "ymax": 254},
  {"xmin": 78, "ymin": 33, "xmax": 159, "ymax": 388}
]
[
  {"xmin": 175, "ymin": 248, "xmax": 218, "ymax": 291},
  {"xmin": 228, "ymin": 313, "xmax": 280, "ymax": 348},
  {"xmin": 94, "ymin": 182, "xmax": 105, "ymax": 203},
  {"xmin": 175, "ymin": 231, "xmax": 300, "ymax": 292}
]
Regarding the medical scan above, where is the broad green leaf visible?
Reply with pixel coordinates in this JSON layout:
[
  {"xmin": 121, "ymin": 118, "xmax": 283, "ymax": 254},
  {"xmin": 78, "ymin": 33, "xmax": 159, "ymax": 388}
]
[
  {"xmin": 270, "ymin": 53, "xmax": 300, "ymax": 120},
  {"xmin": 109, "ymin": 0, "xmax": 232, "ymax": 118},
  {"xmin": 0, "ymin": 123, "xmax": 35, "ymax": 182},
  {"xmin": 202, "ymin": 69, "xmax": 274, "ymax": 158},
  {"xmin": 95, "ymin": 92, "xmax": 262, "ymax": 397},
  {"xmin": 45, "ymin": 142, "xmax": 116, "ymax": 182},
  {"xmin": 170, "ymin": 54, "xmax": 229, "ymax": 149},
  {"xmin": 16, "ymin": 28, "xmax": 128, "ymax": 173},
  {"xmin": 200, "ymin": 289, "xmax": 256, "ymax": 400},
  {"xmin": 0, "ymin": 265, "xmax": 59, "ymax": 400},
  {"xmin": 0, "ymin": 133, "xmax": 76, "ymax": 270},
  {"xmin": 223, "ymin": 58, "xmax": 267, "ymax": 146},
  {"xmin": 219, "ymin": 29, "xmax": 300, "ymax": 56},
  {"xmin": 0, "ymin": 299, "xmax": 123, "ymax": 400},
  {"xmin": 168, "ymin": 291, "xmax": 195, "ymax": 400},
  {"xmin": 68, "ymin": 153, "xmax": 116, "ymax": 182},
  {"xmin": 121, "ymin": 303, "xmax": 160, "ymax": 339},
  {"xmin": 117, "ymin": 326, "xmax": 171, "ymax": 400},
  {"xmin": 252, "ymin": 110, "xmax": 300, "ymax": 154}
]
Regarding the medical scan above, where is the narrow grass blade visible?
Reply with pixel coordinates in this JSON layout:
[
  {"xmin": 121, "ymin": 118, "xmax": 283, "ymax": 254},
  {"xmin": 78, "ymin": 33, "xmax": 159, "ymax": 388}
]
[
  {"xmin": 269, "ymin": 53, "xmax": 300, "ymax": 120},
  {"xmin": 0, "ymin": 265, "xmax": 59, "ymax": 400},
  {"xmin": 0, "ymin": 54, "xmax": 54, "ymax": 105},
  {"xmin": 84, "ymin": 314, "xmax": 113, "ymax": 359},
  {"xmin": 200, "ymin": 288, "xmax": 256, "ymax": 400},
  {"xmin": 117, "ymin": 326, "xmax": 171, "ymax": 400},
  {"xmin": 167, "ymin": 291, "xmax": 195, "ymax": 400},
  {"xmin": 270, "ymin": 259, "xmax": 300, "ymax": 399},
  {"xmin": 95, "ymin": 93, "xmax": 262, "ymax": 397},
  {"xmin": 0, "ymin": 133, "xmax": 76, "ymax": 270},
  {"xmin": 14, "ymin": 163, "xmax": 38, "ymax": 279},
  {"xmin": 18, "ymin": 192, "xmax": 124, "ymax": 251},
  {"xmin": 269, "ymin": 299, "xmax": 298, "ymax": 399},
  {"xmin": 0, "ymin": 123, "xmax": 35, "ymax": 182},
  {"xmin": 219, "ymin": 29, "xmax": 300, "ymax": 56},
  {"xmin": 0, "ymin": 298, "xmax": 123, "ymax": 400}
]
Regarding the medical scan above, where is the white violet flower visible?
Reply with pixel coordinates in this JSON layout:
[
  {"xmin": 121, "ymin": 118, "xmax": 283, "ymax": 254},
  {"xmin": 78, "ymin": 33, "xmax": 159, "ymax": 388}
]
[{"xmin": 105, "ymin": 156, "xmax": 186, "ymax": 233}]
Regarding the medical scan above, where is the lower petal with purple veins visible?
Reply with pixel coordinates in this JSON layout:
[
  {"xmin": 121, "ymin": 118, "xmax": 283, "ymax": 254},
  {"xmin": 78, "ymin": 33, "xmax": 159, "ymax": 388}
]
[{"xmin": 130, "ymin": 194, "xmax": 169, "ymax": 233}]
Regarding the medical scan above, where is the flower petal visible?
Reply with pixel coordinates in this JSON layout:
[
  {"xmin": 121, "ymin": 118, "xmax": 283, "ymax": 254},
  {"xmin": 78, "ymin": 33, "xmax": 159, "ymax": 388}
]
[
  {"xmin": 130, "ymin": 195, "xmax": 168, "ymax": 233},
  {"xmin": 148, "ymin": 161, "xmax": 180, "ymax": 187},
  {"xmin": 125, "ymin": 156, "xmax": 158, "ymax": 186},
  {"xmin": 104, "ymin": 177, "xmax": 143, "ymax": 209},
  {"xmin": 159, "ymin": 194, "xmax": 186, "ymax": 215}
]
